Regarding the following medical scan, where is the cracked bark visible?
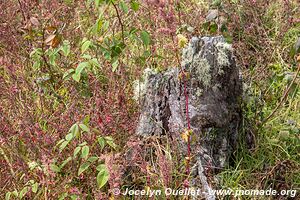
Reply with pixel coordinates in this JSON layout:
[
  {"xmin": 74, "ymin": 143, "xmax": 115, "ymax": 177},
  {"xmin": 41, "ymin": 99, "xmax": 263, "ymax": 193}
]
[{"xmin": 135, "ymin": 36, "xmax": 242, "ymax": 199}]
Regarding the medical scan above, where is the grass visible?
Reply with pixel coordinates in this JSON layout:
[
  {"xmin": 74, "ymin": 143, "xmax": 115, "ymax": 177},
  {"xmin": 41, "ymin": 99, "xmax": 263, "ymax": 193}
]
[{"xmin": 0, "ymin": 0, "xmax": 299, "ymax": 199}]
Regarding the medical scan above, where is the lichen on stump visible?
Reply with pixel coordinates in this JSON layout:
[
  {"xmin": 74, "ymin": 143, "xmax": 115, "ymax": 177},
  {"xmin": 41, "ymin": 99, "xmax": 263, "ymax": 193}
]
[{"xmin": 134, "ymin": 36, "xmax": 242, "ymax": 199}]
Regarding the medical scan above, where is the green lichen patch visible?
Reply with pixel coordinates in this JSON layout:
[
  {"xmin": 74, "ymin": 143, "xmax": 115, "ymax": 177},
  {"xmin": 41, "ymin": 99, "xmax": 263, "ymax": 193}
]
[
  {"xmin": 193, "ymin": 57, "xmax": 212, "ymax": 88},
  {"xmin": 133, "ymin": 68, "xmax": 157, "ymax": 101},
  {"xmin": 215, "ymin": 42, "xmax": 233, "ymax": 74}
]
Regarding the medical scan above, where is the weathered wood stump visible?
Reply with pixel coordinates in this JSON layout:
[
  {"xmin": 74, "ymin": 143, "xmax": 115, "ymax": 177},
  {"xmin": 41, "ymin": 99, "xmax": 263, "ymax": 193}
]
[{"xmin": 134, "ymin": 36, "xmax": 242, "ymax": 200}]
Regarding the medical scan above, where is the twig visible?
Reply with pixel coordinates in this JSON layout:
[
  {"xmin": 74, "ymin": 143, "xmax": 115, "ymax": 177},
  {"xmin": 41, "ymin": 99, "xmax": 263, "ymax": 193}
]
[
  {"xmin": 111, "ymin": 2, "xmax": 125, "ymax": 44},
  {"xmin": 17, "ymin": 0, "xmax": 26, "ymax": 22},
  {"xmin": 0, "ymin": 147, "xmax": 15, "ymax": 177}
]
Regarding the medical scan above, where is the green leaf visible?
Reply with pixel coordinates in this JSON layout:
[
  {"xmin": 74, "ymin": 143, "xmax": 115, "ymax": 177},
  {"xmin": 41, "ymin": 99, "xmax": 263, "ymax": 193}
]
[
  {"xmin": 119, "ymin": 1, "xmax": 128, "ymax": 13},
  {"xmin": 28, "ymin": 161, "xmax": 39, "ymax": 171},
  {"xmin": 104, "ymin": 136, "xmax": 113, "ymax": 141},
  {"xmin": 105, "ymin": 136, "xmax": 117, "ymax": 150},
  {"xmin": 78, "ymin": 162, "xmax": 91, "ymax": 176},
  {"xmin": 63, "ymin": 69, "xmax": 75, "ymax": 79},
  {"xmin": 96, "ymin": 164, "xmax": 109, "ymax": 188},
  {"xmin": 97, "ymin": 137, "xmax": 106, "ymax": 151},
  {"xmin": 73, "ymin": 62, "xmax": 89, "ymax": 82},
  {"xmin": 81, "ymin": 54, "xmax": 92, "ymax": 59},
  {"xmin": 50, "ymin": 164, "xmax": 61, "ymax": 173},
  {"xmin": 83, "ymin": 115, "xmax": 90, "ymax": 124},
  {"xmin": 61, "ymin": 40, "xmax": 70, "ymax": 56},
  {"xmin": 81, "ymin": 40, "xmax": 92, "ymax": 54},
  {"xmin": 70, "ymin": 123, "xmax": 80, "ymax": 138},
  {"xmin": 79, "ymin": 123, "xmax": 90, "ymax": 133},
  {"xmin": 72, "ymin": 73, "xmax": 80, "ymax": 82},
  {"xmin": 130, "ymin": 1, "xmax": 139, "ymax": 11},
  {"xmin": 209, "ymin": 23, "xmax": 218, "ymax": 34},
  {"xmin": 70, "ymin": 195, "xmax": 79, "ymax": 200},
  {"xmin": 140, "ymin": 31, "xmax": 150, "ymax": 46},
  {"xmin": 58, "ymin": 192, "xmax": 68, "ymax": 200},
  {"xmin": 112, "ymin": 60, "xmax": 119, "ymax": 72},
  {"xmin": 19, "ymin": 186, "xmax": 29, "ymax": 199},
  {"xmin": 95, "ymin": 0, "xmax": 101, "ymax": 7},
  {"xmin": 79, "ymin": 141, "xmax": 88, "ymax": 147},
  {"xmin": 74, "ymin": 146, "xmax": 81, "ymax": 157},
  {"xmin": 88, "ymin": 156, "xmax": 98, "ymax": 163},
  {"xmin": 65, "ymin": 133, "xmax": 74, "ymax": 141},
  {"xmin": 12, "ymin": 190, "xmax": 18, "ymax": 197},
  {"xmin": 107, "ymin": 140, "xmax": 117, "ymax": 150},
  {"xmin": 81, "ymin": 146, "xmax": 90, "ymax": 159},
  {"xmin": 5, "ymin": 192, "xmax": 11, "ymax": 200},
  {"xmin": 59, "ymin": 140, "xmax": 69, "ymax": 152},
  {"xmin": 31, "ymin": 182, "xmax": 38, "ymax": 193},
  {"xmin": 89, "ymin": 58, "xmax": 100, "ymax": 68},
  {"xmin": 102, "ymin": 21, "xmax": 109, "ymax": 32},
  {"xmin": 60, "ymin": 156, "xmax": 72, "ymax": 169},
  {"xmin": 56, "ymin": 139, "xmax": 65, "ymax": 147}
]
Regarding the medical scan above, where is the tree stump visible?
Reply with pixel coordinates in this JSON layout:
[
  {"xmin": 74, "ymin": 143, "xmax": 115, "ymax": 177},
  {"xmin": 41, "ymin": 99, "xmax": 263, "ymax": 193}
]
[{"xmin": 134, "ymin": 36, "xmax": 242, "ymax": 200}]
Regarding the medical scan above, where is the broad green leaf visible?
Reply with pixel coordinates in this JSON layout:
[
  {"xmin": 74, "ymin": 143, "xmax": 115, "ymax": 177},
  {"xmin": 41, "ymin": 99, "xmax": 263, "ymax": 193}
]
[
  {"xmin": 96, "ymin": 164, "xmax": 109, "ymax": 188},
  {"xmin": 130, "ymin": 1, "xmax": 139, "ymax": 11},
  {"xmin": 63, "ymin": 69, "xmax": 75, "ymax": 79},
  {"xmin": 50, "ymin": 164, "xmax": 61, "ymax": 173},
  {"xmin": 83, "ymin": 115, "xmax": 90, "ymax": 124},
  {"xmin": 65, "ymin": 133, "xmax": 74, "ymax": 141},
  {"xmin": 97, "ymin": 137, "xmax": 105, "ymax": 150},
  {"xmin": 74, "ymin": 146, "xmax": 81, "ymax": 157},
  {"xmin": 89, "ymin": 58, "xmax": 100, "ymax": 68},
  {"xmin": 69, "ymin": 123, "xmax": 78, "ymax": 134},
  {"xmin": 72, "ymin": 62, "xmax": 89, "ymax": 82},
  {"xmin": 119, "ymin": 1, "xmax": 128, "ymax": 13},
  {"xmin": 61, "ymin": 40, "xmax": 70, "ymax": 56},
  {"xmin": 140, "ymin": 31, "xmax": 150, "ymax": 46},
  {"xmin": 106, "ymin": 140, "xmax": 117, "ymax": 150},
  {"xmin": 19, "ymin": 186, "xmax": 29, "ymax": 199},
  {"xmin": 79, "ymin": 141, "xmax": 88, "ymax": 147},
  {"xmin": 95, "ymin": 0, "xmax": 101, "ymax": 7},
  {"xmin": 32, "ymin": 182, "xmax": 38, "ymax": 193},
  {"xmin": 5, "ymin": 192, "xmax": 11, "ymax": 200},
  {"xmin": 12, "ymin": 190, "xmax": 18, "ymax": 197},
  {"xmin": 60, "ymin": 156, "xmax": 72, "ymax": 169},
  {"xmin": 72, "ymin": 73, "xmax": 80, "ymax": 82},
  {"xmin": 70, "ymin": 123, "xmax": 80, "ymax": 138},
  {"xmin": 104, "ymin": 136, "xmax": 114, "ymax": 141},
  {"xmin": 58, "ymin": 192, "xmax": 68, "ymax": 200},
  {"xmin": 81, "ymin": 40, "xmax": 92, "ymax": 54},
  {"xmin": 81, "ymin": 54, "xmax": 92, "ymax": 59},
  {"xmin": 56, "ymin": 139, "xmax": 65, "ymax": 147},
  {"xmin": 77, "ymin": 62, "xmax": 89, "ymax": 79},
  {"xmin": 112, "ymin": 60, "xmax": 119, "ymax": 72},
  {"xmin": 30, "ymin": 48, "xmax": 43, "ymax": 58},
  {"xmin": 88, "ymin": 156, "xmax": 98, "ymax": 163},
  {"xmin": 104, "ymin": 51, "xmax": 111, "ymax": 60},
  {"xmin": 104, "ymin": 136, "xmax": 117, "ymax": 150},
  {"xmin": 81, "ymin": 146, "xmax": 90, "ymax": 159},
  {"xmin": 93, "ymin": 18, "xmax": 103, "ymax": 33},
  {"xmin": 59, "ymin": 140, "xmax": 69, "ymax": 152},
  {"xmin": 209, "ymin": 23, "xmax": 218, "ymax": 34},
  {"xmin": 78, "ymin": 162, "xmax": 91, "ymax": 176},
  {"xmin": 102, "ymin": 21, "xmax": 109, "ymax": 32},
  {"xmin": 28, "ymin": 161, "xmax": 39, "ymax": 171},
  {"xmin": 70, "ymin": 195, "xmax": 79, "ymax": 200},
  {"xmin": 79, "ymin": 123, "xmax": 90, "ymax": 133}
]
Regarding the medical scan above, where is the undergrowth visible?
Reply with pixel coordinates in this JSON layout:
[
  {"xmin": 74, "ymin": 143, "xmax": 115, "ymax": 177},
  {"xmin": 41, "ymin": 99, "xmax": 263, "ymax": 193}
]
[{"xmin": 0, "ymin": 0, "xmax": 299, "ymax": 199}]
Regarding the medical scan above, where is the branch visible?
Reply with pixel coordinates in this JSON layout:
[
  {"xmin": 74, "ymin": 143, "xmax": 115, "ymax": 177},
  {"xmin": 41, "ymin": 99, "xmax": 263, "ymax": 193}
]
[{"xmin": 111, "ymin": 2, "xmax": 125, "ymax": 44}]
